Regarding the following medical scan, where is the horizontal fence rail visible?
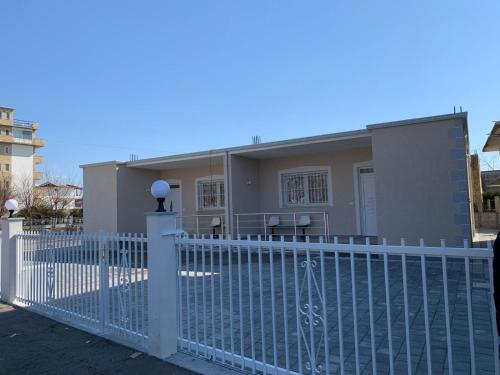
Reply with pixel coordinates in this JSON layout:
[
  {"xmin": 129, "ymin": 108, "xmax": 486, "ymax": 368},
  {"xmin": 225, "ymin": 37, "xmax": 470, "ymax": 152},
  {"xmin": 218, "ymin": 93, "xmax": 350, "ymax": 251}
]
[
  {"xmin": 176, "ymin": 235, "xmax": 499, "ymax": 375},
  {"xmin": 14, "ymin": 232, "xmax": 148, "ymax": 350},
  {"xmin": 176, "ymin": 214, "xmax": 226, "ymax": 237},
  {"xmin": 233, "ymin": 212, "xmax": 330, "ymax": 240}
]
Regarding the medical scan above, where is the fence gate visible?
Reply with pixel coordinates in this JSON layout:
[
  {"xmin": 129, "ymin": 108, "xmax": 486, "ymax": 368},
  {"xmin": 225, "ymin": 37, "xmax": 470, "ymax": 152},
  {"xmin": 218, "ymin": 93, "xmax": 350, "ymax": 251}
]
[
  {"xmin": 176, "ymin": 235, "xmax": 499, "ymax": 375},
  {"xmin": 14, "ymin": 232, "xmax": 148, "ymax": 350}
]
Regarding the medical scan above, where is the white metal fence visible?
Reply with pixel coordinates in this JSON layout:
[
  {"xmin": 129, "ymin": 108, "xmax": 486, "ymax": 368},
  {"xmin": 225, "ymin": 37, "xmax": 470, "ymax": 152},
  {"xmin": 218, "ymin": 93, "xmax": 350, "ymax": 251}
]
[
  {"xmin": 176, "ymin": 235, "xmax": 499, "ymax": 375},
  {"xmin": 6, "ymin": 226, "xmax": 499, "ymax": 375},
  {"xmin": 14, "ymin": 232, "xmax": 148, "ymax": 350}
]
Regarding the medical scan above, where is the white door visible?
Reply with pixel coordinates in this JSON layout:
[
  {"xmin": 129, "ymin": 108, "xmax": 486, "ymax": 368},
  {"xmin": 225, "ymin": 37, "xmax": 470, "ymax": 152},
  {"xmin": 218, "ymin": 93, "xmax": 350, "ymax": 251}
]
[
  {"xmin": 358, "ymin": 167, "xmax": 377, "ymax": 236},
  {"xmin": 167, "ymin": 182, "xmax": 182, "ymax": 214}
]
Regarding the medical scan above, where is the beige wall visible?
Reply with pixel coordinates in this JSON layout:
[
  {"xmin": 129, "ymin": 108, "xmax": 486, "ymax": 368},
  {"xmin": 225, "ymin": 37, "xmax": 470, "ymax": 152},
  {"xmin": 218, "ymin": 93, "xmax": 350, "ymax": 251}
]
[
  {"xmin": 117, "ymin": 167, "xmax": 161, "ymax": 234},
  {"xmin": 83, "ymin": 164, "xmax": 119, "ymax": 233},
  {"xmin": 230, "ymin": 155, "xmax": 260, "ymax": 214},
  {"xmin": 371, "ymin": 118, "xmax": 471, "ymax": 246},
  {"xmin": 160, "ymin": 164, "xmax": 225, "ymax": 217},
  {"xmin": 231, "ymin": 147, "xmax": 373, "ymax": 235}
]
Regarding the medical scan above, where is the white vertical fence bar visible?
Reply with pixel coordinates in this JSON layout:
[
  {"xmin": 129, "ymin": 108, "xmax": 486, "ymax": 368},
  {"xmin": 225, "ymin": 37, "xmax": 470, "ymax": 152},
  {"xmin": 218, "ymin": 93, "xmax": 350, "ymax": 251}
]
[
  {"xmin": 349, "ymin": 237, "xmax": 360, "ymax": 375},
  {"xmin": 320, "ymin": 243, "xmax": 330, "ymax": 375},
  {"xmin": 219, "ymin": 235, "xmax": 226, "ymax": 364},
  {"xmin": 268, "ymin": 236, "xmax": 278, "ymax": 372},
  {"xmin": 401, "ymin": 239, "xmax": 412, "ymax": 375},
  {"xmin": 228, "ymin": 236, "xmax": 235, "ymax": 366},
  {"xmin": 292, "ymin": 236, "xmax": 303, "ymax": 374},
  {"xmin": 247, "ymin": 234, "xmax": 256, "ymax": 373},
  {"xmin": 305, "ymin": 236, "xmax": 317, "ymax": 374},
  {"xmin": 334, "ymin": 249, "xmax": 343, "ymax": 374},
  {"xmin": 280, "ymin": 236, "xmax": 290, "ymax": 373},
  {"xmin": 465, "ymin": 243, "xmax": 476, "ymax": 375},
  {"xmin": 257, "ymin": 235, "xmax": 266, "ymax": 372},
  {"xmin": 237, "ymin": 235, "xmax": 244, "ymax": 369},
  {"xmin": 441, "ymin": 239, "xmax": 453, "ymax": 375},
  {"xmin": 382, "ymin": 238, "xmax": 394, "ymax": 375},
  {"xmin": 420, "ymin": 239, "xmax": 432, "ymax": 375},
  {"xmin": 366, "ymin": 238, "xmax": 377, "ymax": 375},
  {"xmin": 488, "ymin": 241, "xmax": 500, "ymax": 375}
]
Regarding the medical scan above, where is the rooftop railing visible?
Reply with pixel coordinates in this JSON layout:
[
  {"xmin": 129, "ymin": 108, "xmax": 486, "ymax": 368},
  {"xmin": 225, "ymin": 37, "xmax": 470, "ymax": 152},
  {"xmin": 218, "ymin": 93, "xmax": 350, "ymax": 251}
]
[{"xmin": 13, "ymin": 119, "xmax": 35, "ymax": 128}]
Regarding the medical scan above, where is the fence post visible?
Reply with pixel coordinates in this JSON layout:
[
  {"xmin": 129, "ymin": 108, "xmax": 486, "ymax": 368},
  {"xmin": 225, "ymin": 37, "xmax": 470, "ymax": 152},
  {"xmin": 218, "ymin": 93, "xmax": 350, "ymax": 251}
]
[
  {"xmin": 146, "ymin": 212, "xmax": 178, "ymax": 359},
  {"xmin": 1, "ymin": 217, "xmax": 23, "ymax": 304}
]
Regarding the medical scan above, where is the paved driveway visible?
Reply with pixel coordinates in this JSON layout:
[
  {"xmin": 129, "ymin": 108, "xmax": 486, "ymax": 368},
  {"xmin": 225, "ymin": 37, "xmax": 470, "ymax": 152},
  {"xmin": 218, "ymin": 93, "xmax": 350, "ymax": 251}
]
[
  {"xmin": 0, "ymin": 302, "xmax": 196, "ymax": 375},
  {"xmin": 179, "ymin": 252, "xmax": 497, "ymax": 375}
]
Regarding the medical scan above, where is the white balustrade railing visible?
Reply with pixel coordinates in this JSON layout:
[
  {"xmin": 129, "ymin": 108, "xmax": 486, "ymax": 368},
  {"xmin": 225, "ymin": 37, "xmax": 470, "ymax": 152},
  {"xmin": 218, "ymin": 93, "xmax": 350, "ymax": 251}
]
[
  {"xmin": 176, "ymin": 214, "xmax": 226, "ymax": 237},
  {"xmin": 14, "ymin": 231, "xmax": 148, "ymax": 350},
  {"xmin": 233, "ymin": 212, "xmax": 330, "ymax": 240},
  {"xmin": 176, "ymin": 235, "xmax": 499, "ymax": 375}
]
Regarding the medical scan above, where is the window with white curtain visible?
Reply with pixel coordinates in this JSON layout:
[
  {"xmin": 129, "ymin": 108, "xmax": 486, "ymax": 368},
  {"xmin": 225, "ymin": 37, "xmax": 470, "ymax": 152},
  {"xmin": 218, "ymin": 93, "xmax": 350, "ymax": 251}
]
[
  {"xmin": 196, "ymin": 177, "xmax": 225, "ymax": 210},
  {"xmin": 280, "ymin": 168, "xmax": 331, "ymax": 207}
]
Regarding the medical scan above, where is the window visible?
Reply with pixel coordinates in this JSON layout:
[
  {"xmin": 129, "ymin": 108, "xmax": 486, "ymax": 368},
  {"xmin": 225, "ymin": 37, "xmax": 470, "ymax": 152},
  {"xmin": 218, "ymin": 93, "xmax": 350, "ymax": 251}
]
[
  {"xmin": 280, "ymin": 167, "xmax": 332, "ymax": 207},
  {"xmin": 196, "ymin": 176, "xmax": 224, "ymax": 210},
  {"xmin": 22, "ymin": 130, "xmax": 32, "ymax": 140},
  {"xmin": 4, "ymin": 164, "xmax": 9, "ymax": 172},
  {"xmin": 6, "ymin": 112, "xmax": 10, "ymax": 120},
  {"xmin": 4, "ymin": 146, "xmax": 9, "ymax": 154}
]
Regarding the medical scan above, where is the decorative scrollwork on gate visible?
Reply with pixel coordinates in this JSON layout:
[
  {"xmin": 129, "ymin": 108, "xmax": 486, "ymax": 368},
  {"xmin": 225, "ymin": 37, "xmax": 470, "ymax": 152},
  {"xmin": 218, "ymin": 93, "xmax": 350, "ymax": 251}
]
[
  {"xmin": 118, "ymin": 244, "xmax": 130, "ymax": 324},
  {"xmin": 46, "ymin": 246, "xmax": 55, "ymax": 302},
  {"xmin": 298, "ymin": 257, "xmax": 326, "ymax": 374}
]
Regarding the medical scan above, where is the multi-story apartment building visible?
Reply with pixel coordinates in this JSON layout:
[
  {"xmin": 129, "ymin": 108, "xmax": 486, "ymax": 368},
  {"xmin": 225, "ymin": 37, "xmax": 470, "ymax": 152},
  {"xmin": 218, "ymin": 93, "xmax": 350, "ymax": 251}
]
[{"xmin": 0, "ymin": 106, "xmax": 45, "ymax": 190}]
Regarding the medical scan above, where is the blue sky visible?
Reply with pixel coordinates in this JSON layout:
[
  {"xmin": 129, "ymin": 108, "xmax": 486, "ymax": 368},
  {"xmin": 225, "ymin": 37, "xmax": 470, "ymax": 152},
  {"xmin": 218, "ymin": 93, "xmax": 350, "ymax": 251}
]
[{"xmin": 2, "ymin": 1, "xmax": 500, "ymax": 183}]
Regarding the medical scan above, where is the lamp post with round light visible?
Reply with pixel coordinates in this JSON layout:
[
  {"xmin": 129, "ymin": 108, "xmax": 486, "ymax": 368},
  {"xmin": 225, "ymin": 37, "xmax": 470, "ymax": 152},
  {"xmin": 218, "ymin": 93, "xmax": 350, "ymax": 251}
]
[
  {"xmin": 5, "ymin": 199, "xmax": 18, "ymax": 218},
  {"xmin": 150, "ymin": 180, "xmax": 170, "ymax": 212}
]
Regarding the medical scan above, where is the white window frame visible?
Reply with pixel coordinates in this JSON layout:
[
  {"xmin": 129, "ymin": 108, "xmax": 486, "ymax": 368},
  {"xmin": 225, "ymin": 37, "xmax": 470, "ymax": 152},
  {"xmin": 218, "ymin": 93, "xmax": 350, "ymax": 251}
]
[
  {"xmin": 195, "ymin": 175, "xmax": 225, "ymax": 211},
  {"xmin": 278, "ymin": 166, "xmax": 333, "ymax": 208}
]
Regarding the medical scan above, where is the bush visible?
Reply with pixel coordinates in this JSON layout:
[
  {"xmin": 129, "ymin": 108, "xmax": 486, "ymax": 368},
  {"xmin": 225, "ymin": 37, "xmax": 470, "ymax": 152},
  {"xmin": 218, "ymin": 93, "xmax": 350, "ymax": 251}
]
[{"xmin": 70, "ymin": 208, "xmax": 83, "ymax": 218}]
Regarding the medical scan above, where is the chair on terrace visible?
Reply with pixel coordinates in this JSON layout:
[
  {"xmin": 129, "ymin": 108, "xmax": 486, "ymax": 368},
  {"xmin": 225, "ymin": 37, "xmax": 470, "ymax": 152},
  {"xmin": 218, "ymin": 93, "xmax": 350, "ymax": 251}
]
[
  {"xmin": 296, "ymin": 215, "xmax": 311, "ymax": 237},
  {"xmin": 267, "ymin": 215, "xmax": 280, "ymax": 236},
  {"xmin": 210, "ymin": 216, "xmax": 222, "ymax": 236}
]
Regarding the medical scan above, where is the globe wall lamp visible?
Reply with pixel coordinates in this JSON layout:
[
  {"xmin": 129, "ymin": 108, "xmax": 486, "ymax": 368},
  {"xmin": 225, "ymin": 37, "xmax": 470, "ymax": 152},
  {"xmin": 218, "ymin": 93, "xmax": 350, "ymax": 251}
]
[
  {"xmin": 151, "ymin": 180, "xmax": 170, "ymax": 212},
  {"xmin": 5, "ymin": 199, "xmax": 19, "ymax": 218}
]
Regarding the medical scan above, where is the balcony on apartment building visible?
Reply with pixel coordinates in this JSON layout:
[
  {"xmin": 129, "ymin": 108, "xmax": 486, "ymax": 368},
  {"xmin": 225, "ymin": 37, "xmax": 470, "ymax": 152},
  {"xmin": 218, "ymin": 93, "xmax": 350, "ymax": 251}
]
[
  {"xmin": 0, "ymin": 133, "xmax": 45, "ymax": 147},
  {"xmin": 34, "ymin": 155, "xmax": 44, "ymax": 164},
  {"xmin": 33, "ymin": 171, "xmax": 43, "ymax": 180},
  {"xmin": 13, "ymin": 119, "xmax": 40, "ymax": 130}
]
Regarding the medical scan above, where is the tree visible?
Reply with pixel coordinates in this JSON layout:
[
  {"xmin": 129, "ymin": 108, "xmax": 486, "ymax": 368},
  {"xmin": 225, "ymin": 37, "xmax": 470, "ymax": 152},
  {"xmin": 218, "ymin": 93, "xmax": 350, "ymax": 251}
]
[
  {"xmin": 38, "ymin": 169, "xmax": 81, "ymax": 229},
  {"xmin": 0, "ymin": 177, "xmax": 14, "ymax": 217},
  {"xmin": 14, "ymin": 173, "xmax": 43, "ymax": 228}
]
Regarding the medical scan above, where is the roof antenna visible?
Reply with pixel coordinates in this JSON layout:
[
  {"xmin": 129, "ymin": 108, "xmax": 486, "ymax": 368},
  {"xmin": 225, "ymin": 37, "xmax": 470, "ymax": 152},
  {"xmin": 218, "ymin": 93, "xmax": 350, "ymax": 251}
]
[
  {"xmin": 454, "ymin": 106, "xmax": 456, "ymax": 114},
  {"xmin": 460, "ymin": 105, "xmax": 463, "ymax": 112}
]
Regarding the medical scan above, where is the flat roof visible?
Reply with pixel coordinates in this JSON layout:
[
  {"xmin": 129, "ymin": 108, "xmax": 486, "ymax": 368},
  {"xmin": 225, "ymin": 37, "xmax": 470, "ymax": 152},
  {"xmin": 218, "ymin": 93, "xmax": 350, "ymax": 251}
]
[
  {"xmin": 366, "ymin": 112, "xmax": 468, "ymax": 130},
  {"xmin": 81, "ymin": 128, "xmax": 370, "ymax": 168},
  {"xmin": 483, "ymin": 121, "xmax": 500, "ymax": 152},
  {"xmin": 81, "ymin": 112, "xmax": 468, "ymax": 169}
]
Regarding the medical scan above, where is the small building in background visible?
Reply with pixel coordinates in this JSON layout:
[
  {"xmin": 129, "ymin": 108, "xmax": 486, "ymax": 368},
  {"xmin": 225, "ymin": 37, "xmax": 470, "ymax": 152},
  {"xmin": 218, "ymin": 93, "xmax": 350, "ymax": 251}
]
[
  {"xmin": 481, "ymin": 170, "xmax": 500, "ymax": 192},
  {"xmin": 0, "ymin": 106, "xmax": 45, "ymax": 190},
  {"xmin": 36, "ymin": 182, "xmax": 83, "ymax": 211}
]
